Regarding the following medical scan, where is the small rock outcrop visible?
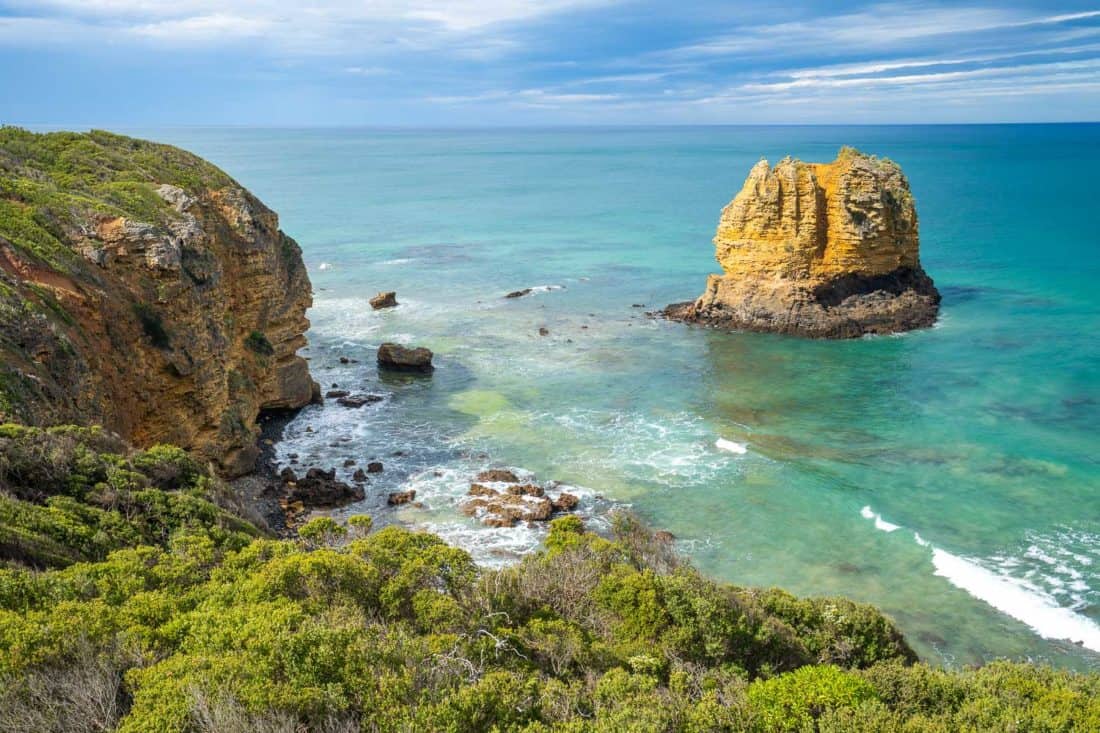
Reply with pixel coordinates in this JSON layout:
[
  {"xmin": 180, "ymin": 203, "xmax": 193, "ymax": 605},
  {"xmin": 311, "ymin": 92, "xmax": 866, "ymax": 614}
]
[
  {"xmin": 0, "ymin": 129, "xmax": 317, "ymax": 475},
  {"xmin": 370, "ymin": 291, "xmax": 398, "ymax": 309},
  {"xmin": 476, "ymin": 468, "xmax": 521, "ymax": 483},
  {"xmin": 665, "ymin": 147, "xmax": 939, "ymax": 338},
  {"xmin": 336, "ymin": 394, "xmax": 383, "ymax": 408},
  {"xmin": 377, "ymin": 343, "xmax": 434, "ymax": 373},
  {"xmin": 283, "ymin": 467, "xmax": 365, "ymax": 509},
  {"xmin": 461, "ymin": 469, "xmax": 579, "ymax": 528},
  {"xmin": 388, "ymin": 489, "xmax": 416, "ymax": 506}
]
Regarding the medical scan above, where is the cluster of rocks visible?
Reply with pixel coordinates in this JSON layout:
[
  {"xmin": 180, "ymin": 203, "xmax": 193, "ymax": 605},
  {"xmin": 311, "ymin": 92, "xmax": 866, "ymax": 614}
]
[
  {"xmin": 460, "ymin": 469, "xmax": 579, "ymax": 528},
  {"xmin": 325, "ymin": 389, "xmax": 384, "ymax": 408},
  {"xmin": 388, "ymin": 489, "xmax": 417, "ymax": 506},
  {"xmin": 275, "ymin": 466, "xmax": 365, "ymax": 527}
]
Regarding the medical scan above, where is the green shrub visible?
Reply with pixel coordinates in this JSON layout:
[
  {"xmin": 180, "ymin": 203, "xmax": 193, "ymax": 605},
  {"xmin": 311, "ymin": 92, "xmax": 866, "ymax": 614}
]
[
  {"xmin": 748, "ymin": 665, "xmax": 878, "ymax": 732},
  {"xmin": 297, "ymin": 517, "xmax": 347, "ymax": 548},
  {"xmin": 244, "ymin": 331, "xmax": 274, "ymax": 357},
  {"xmin": 753, "ymin": 588, "xmax": 917, "ymax": 668},
  {"xmin": 0, "ymin": 423, "xmax": 1096, "ymax": 731}
]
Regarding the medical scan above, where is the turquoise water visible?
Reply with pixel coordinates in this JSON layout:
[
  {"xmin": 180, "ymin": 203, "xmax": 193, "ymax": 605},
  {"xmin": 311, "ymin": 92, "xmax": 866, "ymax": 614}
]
[{"xmin": 137, "ymin": 125, "xmax": 1099, "ymax": 670}]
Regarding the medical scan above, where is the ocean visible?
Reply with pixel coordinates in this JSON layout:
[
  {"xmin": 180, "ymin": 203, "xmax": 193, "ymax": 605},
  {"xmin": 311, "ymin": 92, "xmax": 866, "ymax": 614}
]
[{"xmin": 132, "ymin": 124, "xmax": 1099, "ymax": 670}]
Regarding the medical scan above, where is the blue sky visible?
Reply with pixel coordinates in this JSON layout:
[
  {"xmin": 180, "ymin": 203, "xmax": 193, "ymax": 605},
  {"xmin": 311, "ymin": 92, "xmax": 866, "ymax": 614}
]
[{"xmin": 1, "ymin": 1, "xmax": 1098, "ymax": 125}]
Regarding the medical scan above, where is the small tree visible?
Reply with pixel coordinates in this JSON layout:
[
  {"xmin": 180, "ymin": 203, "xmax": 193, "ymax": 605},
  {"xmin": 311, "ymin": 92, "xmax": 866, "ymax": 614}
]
[
  {"xmin": 347, "ymin": 515, "xmax": 373, "ymax": 538},
  {"xmin": 297, "ymin": 517, "xmax": 347, "ymax": 548}
]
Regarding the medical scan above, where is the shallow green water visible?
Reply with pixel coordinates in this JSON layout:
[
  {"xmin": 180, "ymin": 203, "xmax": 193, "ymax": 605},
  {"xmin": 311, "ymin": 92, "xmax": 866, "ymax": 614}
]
[{"xmin": 138, "ymin": 125, "xmax": 1099, "ymax": 670}]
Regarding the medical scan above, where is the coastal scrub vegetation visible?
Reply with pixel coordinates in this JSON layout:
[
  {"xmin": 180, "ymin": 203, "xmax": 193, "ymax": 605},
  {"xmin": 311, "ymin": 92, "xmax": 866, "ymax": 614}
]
[
  {"xmin": 0, "ymin": 425, "xmax": 1097, "ymax": 731},
  {"xmin": 245, "ymin": 330, "xmax": 275, "ymax": 357},
  {"xmin": 0, "ymin": 126, "xmax": 233, "ymax": 272}
]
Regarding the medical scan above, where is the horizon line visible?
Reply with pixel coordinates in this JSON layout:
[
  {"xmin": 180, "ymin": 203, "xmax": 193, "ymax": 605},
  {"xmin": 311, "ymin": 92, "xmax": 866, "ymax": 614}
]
[{"xmin": 7, "ymin": 120, "xmax": 1100, "ymax": 132}]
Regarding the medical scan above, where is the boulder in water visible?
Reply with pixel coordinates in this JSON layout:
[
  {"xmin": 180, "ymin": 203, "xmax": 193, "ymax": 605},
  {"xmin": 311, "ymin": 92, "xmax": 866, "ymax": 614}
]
[
  {"xmin": 370, "ymin": 291, "xmax": 398, "ymax": 309},
  {"xmin": 377, "ymin": 343, "xmax": 434, "ymax": 373}
]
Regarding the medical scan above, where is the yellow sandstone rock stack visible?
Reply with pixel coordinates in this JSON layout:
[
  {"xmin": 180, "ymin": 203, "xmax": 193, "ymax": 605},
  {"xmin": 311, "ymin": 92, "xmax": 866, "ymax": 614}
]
[{"xmin": 666, "ymin": 147, "xmax": 940, "ymax": 337}]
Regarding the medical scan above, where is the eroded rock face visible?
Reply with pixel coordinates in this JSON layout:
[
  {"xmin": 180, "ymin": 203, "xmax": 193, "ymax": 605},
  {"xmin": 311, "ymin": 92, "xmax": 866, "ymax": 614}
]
[
  {"xmin": 665, "ymin": 147, "xmax": 939, "ymax": 338},
  {"xmin": 0, "ymin": 129, "xmax": 317, "ymax": 475}
]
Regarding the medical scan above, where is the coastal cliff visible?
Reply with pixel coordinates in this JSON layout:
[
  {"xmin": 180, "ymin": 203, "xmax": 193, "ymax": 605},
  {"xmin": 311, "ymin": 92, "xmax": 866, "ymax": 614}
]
[
  {"xmin": 0, "ymin": 128, "xmax": 316, "ymax": 475},
  {"xmin": 666, "ymin": 147, "xmax": 940, "ymax": 337}
]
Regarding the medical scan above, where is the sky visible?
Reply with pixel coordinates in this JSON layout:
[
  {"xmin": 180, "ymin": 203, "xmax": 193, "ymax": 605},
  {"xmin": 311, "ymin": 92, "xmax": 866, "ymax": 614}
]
[{"xmin": 1, "ymin": 1, "xmax": 1098, "ymax": 126}]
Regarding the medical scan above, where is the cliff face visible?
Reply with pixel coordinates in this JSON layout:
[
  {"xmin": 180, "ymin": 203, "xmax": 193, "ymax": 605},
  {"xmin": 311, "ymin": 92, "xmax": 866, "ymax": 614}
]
[
  {"xmin": 667, "ymin": 147, "xmax": 939, "ymax": 338},
  {"xmin": 0, "ymin": 129, "xmax": 317, "ymax": 475}
]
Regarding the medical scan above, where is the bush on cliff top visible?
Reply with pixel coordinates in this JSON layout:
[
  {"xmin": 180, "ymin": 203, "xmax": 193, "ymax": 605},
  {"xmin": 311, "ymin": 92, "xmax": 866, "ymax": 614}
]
[
  {"xmin": 0, "ymin": 127, "xmax": 234, "ymax": 271},
  {"xmin": 0, "ymin": 425, "xmax": 1097, "ymax": 731}
]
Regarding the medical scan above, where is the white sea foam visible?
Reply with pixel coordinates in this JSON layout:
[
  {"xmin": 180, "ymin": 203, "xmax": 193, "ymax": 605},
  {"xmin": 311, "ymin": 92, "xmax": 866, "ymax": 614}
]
[
  {"xmin": 858, "ymin": 507, "xmax": 1100, "ymax": 652},
  {"xmin": 404, "ymin": 465, "xmax": 607, "ymax": 567},
  {"xmin": 547, "ymin": 409, "xmax": 739, "ymax": 484},
  {"xmin": 930, "ymin": 547, "xmax": 1100, "ymax": 652},
  {"xmin": 860, "ymin": 505, "xmax": 900, "ymax": 532},
  {"xmin": 715, "ymin": 438, "xmax": 748, "ymax": 455}
]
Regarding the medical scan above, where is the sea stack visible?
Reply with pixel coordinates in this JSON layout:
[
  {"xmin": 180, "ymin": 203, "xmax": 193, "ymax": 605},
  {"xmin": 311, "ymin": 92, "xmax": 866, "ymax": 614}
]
[{"xmin": 665, "ymin": 147, "xmax": 939, "ymax": 338}]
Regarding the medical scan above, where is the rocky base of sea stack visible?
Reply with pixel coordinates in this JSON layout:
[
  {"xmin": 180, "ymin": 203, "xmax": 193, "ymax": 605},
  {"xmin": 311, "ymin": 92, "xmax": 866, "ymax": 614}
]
[{"xmin": 665, "ymin": 266, "xmax": 940, "ymax": 338}]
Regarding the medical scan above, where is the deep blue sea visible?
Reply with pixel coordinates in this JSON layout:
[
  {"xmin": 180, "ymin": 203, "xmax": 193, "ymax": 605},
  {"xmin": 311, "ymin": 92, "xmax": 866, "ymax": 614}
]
[{"xmin": 132, "ymin": 125, "xmax": 1099, "ymax": 670}]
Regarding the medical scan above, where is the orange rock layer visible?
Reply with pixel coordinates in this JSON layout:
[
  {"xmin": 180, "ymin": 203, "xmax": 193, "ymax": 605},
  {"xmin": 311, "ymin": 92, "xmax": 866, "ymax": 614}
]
[{"xmin": 667, "ymin": 147, "xmax": 939, "ymax": 338}]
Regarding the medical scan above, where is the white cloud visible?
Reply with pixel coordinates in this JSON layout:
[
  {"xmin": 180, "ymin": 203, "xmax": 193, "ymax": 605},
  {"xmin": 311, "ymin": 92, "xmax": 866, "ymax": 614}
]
[
  {"xmin": 567, "ymin": 71, "xmax": 673, "ymax": 85},
  {"xmin": 2, "ymin": 0, "xmax": 1098, "ymax": 123},
  {"xmin": 343, "ymin": 66, "xmax": 390, "ymax": 76},
  {"xmin": 782, "ymin": 43, "xmax": 1100, "ymax": 80},
  {"xmin": 427, "ymin": 88, "xmax": 621, "ymax": 106},
  {"xmin": 129, "ymin": 13, "xmax": 272, "ymax": 41},
  {"xmin": 6, "ymin": 0, "xmax": 620, "ymax": 44},
  {"xmin": 667, "ymin": 4, "xmax": 1100, "ymax": 59},
  {"xmin": 742, "ymin": 58, "xmax": 1100, "ymax": 92}
]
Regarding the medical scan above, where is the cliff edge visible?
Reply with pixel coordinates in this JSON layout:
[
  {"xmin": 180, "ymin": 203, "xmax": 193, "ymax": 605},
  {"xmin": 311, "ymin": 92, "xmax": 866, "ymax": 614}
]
[
  {"xmin": 0, "ymin": 128, "xmax": 317, "ymax": 475},
  {"xmin": 665, "ymin": 147, "xmax": 940, "ymax": 338}
]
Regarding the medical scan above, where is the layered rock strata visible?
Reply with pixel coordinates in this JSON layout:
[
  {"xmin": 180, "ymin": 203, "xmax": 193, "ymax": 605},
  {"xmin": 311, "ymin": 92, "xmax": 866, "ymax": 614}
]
[
  {"xmin": 0, "ymin": 129, "xmax": 317, "ymax": 475},
  {"xmin": 666, "ymin": 147, "xmax": 939, "ymax": 338}
]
